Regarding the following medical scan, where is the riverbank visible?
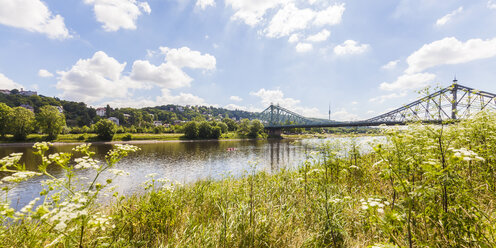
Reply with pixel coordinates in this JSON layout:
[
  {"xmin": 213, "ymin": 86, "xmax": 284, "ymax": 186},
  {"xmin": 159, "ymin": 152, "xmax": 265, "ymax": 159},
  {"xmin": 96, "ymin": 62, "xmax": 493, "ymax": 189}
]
[{"xmin": 0, "ymin": 132, "xmax": 259, "ymax": 146}]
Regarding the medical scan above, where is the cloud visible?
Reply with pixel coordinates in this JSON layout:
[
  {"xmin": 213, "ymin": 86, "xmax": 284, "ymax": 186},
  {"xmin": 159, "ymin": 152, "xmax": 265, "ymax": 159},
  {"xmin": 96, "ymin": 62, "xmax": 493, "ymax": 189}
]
[
  {"xmin": 436, "ymin": 6, "xmax": 463, "ymax": 26},
  {"xmin": 306, "ymin": 29, "xmax": 330, "ymax": 42},
  {"xmin": 0, "ymin": 0, "xmax": 71, "ymax": 39},
  {"xmin": 264, "ymin": 3, "xmax": 344, "ymax": 38},
  {"xmin": 225, "ymin": 0, "xmax": 285, "ymax": 26},
  {"xmin": 405, "ymin": 37, "xmax": 496, "ymax": 74},
  {"xmin": 224, "ymin": 103, "xmax": 261, "ymax": 112},
  {"xmin": 156, "ymin": 89, "xmax": 206, "ymax": 106},
  {"xmin": 295, "ymin": 42, "xmax": 313, "ymax": 53},
  {"xmin": 369, "ymin": 92, "xmax": 407, "ymax": 103},
  {"xmin": 250, "ymin": 88, "xmax": 324, "ymax": 117},
  {"xmin": 334, "ymin": 40, "xmax": 369, "ymax": 55},
  {"xmin": 382, "ymin": 60, "xmax": 400, "ymax": 70},
  {"xmin": 489, "ymin": 0, "xmax": 496, "ymax": 9},
  {"xmin": 196, "ymin": 0, "xmax": 215, "ymax": 9},
  {"xmin": 0, "ymin": 72, "xmax": 23, "ymax": 89},
  {"xmin": 230, "ymin": 95, "xmax": 243, "ymax": 102},
  {"xmin": 38, "ymin": 69, "xmax": 54, "ymax": 78},
  {"xmin": 56, "ymin": 51, "xmax": 136, "ymax": 102},
  {"xmin": 130, "ymin": 60, "xmax": 192, "ymax": 88},
  {"xmin": 160, "ymin": 46, "xmax": 216, "ymax": 70},
  {"xmin": 379, "ymin": 73, "xmax": 436, "ymax": 91},
  {"xmin": 331, "ymin": 108, "xmax": 359, "ymax": 121},
  {"xmin": 288, "ymin": 33, "xmax": 300, "ymax": 43},
  {"xmin": 83, "ymin": 0, "xmax": 151, "ymax": 31},
  {"xmin": 56, "ymin": 46, "xmax": 215, "ymax": 103}
]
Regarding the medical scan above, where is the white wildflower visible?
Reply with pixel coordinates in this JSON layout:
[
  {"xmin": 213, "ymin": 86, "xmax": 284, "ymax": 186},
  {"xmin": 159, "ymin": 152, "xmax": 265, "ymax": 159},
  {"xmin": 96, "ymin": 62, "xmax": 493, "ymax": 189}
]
[
  {"xmin": 74, "ymin": 156, "xmax": 100, "ymax": 170},
  {"xmin": 108, "ymin": 169, "xmax": 129, "ymax": 176}
]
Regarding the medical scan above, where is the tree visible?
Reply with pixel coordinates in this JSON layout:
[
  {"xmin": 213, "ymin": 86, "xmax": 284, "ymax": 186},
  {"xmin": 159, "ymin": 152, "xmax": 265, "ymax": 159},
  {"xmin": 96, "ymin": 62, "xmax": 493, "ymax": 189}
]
[
  {"xmin": 198, "ymin": 121, "xmax": 212, "ymax": 138},
  {"xmin": 210, "ymin": 126, "xmax": 222, "ymax": 139},
  {"xmin": 0, "ymin": 103, "xmax": 12, "ymax": 137},
  {"xmin": 248, "ymin": 119, "xmax": 264, "ymax": 138},
  {"xmin": 37, "ymin": 105, "xmax": 66, "ymax": 140},
  {"xmin": 10, "ymin": 107, "xmax": 35, "ymax": 140},
  {"xmin": 94, "ymin": 119, "xmax": 117, "ymax": 141},
  {"xmin": 238, "ymin": 119, "xmax": 251, "ymax": 136},
  {"xmin": 183, "ymin": 121, "xmax": 199, "ymax": 139},
  {"xmin": 105, "ymin": 104, "xmax": 111, "ymax": 118},
  {"xmin": 223, "ymin": 118, "xmax": 237, "ymax": 131},
  {"xmin": 217, "ymin": 122, "xmax": 228, "ymax": 133}
]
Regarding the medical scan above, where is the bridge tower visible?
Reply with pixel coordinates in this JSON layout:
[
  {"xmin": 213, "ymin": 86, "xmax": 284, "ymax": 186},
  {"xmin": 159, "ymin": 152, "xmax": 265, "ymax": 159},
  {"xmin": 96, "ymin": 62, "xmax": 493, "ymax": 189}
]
[{"xmin": 452, "ymin": 77, "xmax": 458, "ymax": 120}]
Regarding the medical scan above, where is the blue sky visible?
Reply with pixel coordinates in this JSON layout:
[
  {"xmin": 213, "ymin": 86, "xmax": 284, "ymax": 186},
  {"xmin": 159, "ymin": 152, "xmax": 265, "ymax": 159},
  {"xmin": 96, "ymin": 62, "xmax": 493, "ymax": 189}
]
[{"xmin": 1, "ymin": 0, "xmax": 496, "ymax": 120}]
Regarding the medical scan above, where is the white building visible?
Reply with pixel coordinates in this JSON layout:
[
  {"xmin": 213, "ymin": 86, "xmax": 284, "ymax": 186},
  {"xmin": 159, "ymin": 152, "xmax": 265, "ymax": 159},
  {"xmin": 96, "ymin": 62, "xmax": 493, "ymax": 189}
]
[
  {"xmin": 108, "ymin": 117, "xmax": 119, "ymax": 126},
  {"xmin": 96, "ymin": 107, "xmax": 106, "ymax": 117}
]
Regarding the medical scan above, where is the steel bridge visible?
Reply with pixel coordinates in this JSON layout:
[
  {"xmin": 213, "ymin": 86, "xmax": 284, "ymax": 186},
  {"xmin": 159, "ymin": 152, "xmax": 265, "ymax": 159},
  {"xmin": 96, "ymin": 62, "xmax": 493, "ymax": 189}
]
[{"xmin": 259, "ymin": 82, "xmax": 496, "ymax": 135}]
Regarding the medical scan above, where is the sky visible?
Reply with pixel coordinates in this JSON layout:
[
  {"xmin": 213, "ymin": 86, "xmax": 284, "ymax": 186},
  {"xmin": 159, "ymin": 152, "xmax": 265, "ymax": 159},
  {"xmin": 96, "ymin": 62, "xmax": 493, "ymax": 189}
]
[{"xmin": 1, "ymin": 0, "xmax": 496, "ymax": 120}]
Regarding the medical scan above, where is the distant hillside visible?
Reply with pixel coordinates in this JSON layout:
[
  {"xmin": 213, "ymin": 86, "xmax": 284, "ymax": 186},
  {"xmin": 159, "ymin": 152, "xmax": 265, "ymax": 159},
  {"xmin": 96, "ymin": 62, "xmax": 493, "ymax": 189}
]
[{"xmin": 0, "ymin": 91, "xmax": 257, "ymax": 127}]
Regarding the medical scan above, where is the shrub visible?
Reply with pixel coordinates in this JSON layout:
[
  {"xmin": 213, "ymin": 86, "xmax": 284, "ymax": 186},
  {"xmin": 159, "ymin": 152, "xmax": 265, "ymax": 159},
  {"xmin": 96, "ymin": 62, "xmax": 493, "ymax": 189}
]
[
  {"xmin": 183, "ymin": 121, "xmax": 199, "ymax": 139},
  {"xmin": 94, "ymin": 119, "xmax": 117, "ymax": 141},
  {"xmin": 210, "ymin": 126, "xmax": 222, "ymax": 139},
  {"xmin": 198, "ymin": 121, "xmax": 212, "ymax": 138}
]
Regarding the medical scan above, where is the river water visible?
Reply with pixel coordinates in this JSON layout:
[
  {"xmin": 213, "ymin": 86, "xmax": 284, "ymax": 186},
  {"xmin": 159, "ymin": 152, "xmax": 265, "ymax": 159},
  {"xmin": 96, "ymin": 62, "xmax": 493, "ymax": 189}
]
[{"xmin": 1, "ymin": 137, "xmax": 380, "ymax": 209}]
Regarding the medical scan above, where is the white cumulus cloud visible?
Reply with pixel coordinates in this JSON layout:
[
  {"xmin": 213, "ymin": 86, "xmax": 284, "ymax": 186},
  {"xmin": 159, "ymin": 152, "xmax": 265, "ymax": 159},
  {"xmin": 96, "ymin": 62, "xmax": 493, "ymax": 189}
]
[
  {"xmin": 196, "ymin": 0, "xmax": 215, "ymax": 9},
  {"xmin": 489, "ymin": 0, "xmax": 496, "ymax": 9},
  {"xmin": 250, "ymin": 88, "xmax": 324, "ymax": 117},
  {"xmin": 334, "ymin": 40, "xmax": 369, "ymax": 55},
  {"xmin": 332, "ymin": 108, "xmax": 359, "ymax": 121},
  {"xmin": 295, "ymin": 42, "xmax": 313, "ymax": 53},
  {"xmin": 288, "ymin": 33, "xmax": 300, "ymax": 43},
  {"xmin": 406, "ymin": 37, "xmax": 496, "ymax": 74},
  {"xmin": 379, "ymin": 73, "xmax": 436, "ymax": 91},
  {"xmin": 160, "ymin": 46, "xmax": 216, "ymax": 70},
  {"xmin": 130, "ymin": 60, "xmax": 192, "ymax": 88},
  {"xmin": 436, "ymin": 6, "xmax": 463, "ymax": 26},
  {"xmin": 382, "ymin": 60, "xmax": 400, "ymax": 70},
  {"xmin": 225, "ymin": 0, "xmax": 285, "ymax": 26},
  {"xmin": 264, "ymin": 3, "xmax": 344, "ymax": 38},
  {"xmin": 38, "ymin": 69, "xmax": 54, "ymax": 78},
  {"xmin": 306, "ymin": 29, "xmax": 330, "ymax": 42},
  {"xmin": 369, "ymin": 92, "xmax": 407, "ymax": 103},
  {"xmin": 0, "ymin": 72, "xmax": 23, "ymax": 89},
  {"xmin": 84, "ymin": 0, "xmax": 151, "ymax": 31},
  {"xmin": 230, "ymin": 95, "xmax": 243, "ymax": 102},
  {"xmin": 0, "ymin": 0, "xmax": 71, "ymax": 39}
]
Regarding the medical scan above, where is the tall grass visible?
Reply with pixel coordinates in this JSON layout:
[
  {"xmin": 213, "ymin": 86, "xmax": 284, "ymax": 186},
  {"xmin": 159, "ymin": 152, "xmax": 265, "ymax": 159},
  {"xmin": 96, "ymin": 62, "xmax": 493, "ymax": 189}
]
[{"xmin": 2, "ymin": 112, "xmax": 496, "ymax": 247}]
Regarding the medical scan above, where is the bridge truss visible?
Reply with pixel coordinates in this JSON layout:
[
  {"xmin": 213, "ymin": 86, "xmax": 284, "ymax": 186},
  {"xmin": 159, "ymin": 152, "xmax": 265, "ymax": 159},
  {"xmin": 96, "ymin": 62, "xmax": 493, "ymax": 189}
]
[{"xmin": 259, "ymin": 83, "xmax": 496, "ymax": 129}]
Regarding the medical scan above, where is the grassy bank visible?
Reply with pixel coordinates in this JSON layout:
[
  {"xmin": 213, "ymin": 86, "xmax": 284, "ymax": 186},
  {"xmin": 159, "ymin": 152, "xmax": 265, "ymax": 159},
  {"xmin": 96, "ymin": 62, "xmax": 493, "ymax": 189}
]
[
  {"xmin": 0, "ymin": 132, "xmax": 254, "ymax": 144},
  {"xmin": 2, "ymin": 112, "xmax": 496, "ymax": 247}
]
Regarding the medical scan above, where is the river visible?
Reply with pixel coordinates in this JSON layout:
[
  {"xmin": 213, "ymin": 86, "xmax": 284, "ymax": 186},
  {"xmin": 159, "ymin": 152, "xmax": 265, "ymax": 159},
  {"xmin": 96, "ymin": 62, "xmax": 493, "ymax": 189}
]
[{"xmin": 1, "ymin": 137, "xmax": 380, "ymax": 209}]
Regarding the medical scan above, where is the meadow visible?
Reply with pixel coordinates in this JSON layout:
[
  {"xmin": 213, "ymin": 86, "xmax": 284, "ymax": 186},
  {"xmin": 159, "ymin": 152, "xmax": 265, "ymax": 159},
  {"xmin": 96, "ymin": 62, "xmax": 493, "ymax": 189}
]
[{"xmin": 1, "ymin": 112, "xmax": 496, "ymax": 247}]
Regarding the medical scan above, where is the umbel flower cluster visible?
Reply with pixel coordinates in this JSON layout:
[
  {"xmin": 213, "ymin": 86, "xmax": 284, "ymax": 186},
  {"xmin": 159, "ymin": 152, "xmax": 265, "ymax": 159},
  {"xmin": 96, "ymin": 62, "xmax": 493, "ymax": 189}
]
[{"xmin": 0, "ymin": 142, "xmax": 140, "ymax": 246}]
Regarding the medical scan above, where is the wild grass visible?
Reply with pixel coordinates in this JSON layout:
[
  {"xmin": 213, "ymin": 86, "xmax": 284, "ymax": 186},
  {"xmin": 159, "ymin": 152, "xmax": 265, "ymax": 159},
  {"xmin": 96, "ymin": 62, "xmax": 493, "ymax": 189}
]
[{"xmin": 2, "ymin": 112, "xmax": 496, "ymax": 247}]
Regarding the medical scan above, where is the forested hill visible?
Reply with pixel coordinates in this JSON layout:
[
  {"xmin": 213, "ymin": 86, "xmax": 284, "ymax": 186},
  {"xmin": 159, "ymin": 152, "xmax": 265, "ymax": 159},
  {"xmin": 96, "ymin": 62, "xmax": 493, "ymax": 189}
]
[{"xmin": 0, "ymin": 92, "xmax": 257, "ymax": 127}]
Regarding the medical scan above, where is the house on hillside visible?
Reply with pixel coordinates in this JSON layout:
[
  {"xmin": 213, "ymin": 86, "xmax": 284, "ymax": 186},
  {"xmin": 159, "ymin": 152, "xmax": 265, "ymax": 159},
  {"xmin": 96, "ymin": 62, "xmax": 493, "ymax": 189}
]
[
  {"xmin": 153, "ymin": 121, "xmax": 162, "ymax": 126},
  {"xmin": 56, "ymin": 106, "xmax": 64, "ymax": 113},
  {"xmin": 96, "ymin": 107, "xmax": 106, "ymax": 117},
  {"xmin": 20, "ymin": 104, "xmax": 34, "ymax": 112},
  {"xmin": 0, "ymin": 89, "xmax": 11, "ymax": 95},
  {"xmin": 108, "ymin": 117, "xmax": 119, "ymax": 126},
  {"xmin": 19, "ymin": 88, "xmax": 37, "ymax": 96}
]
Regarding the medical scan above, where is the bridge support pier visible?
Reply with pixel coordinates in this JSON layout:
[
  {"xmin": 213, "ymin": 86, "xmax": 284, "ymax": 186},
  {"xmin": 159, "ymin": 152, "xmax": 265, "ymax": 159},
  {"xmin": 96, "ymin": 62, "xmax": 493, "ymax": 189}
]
[{"xmin": 267, "ymin": 128, "xmax": 282, "ymax": 138}]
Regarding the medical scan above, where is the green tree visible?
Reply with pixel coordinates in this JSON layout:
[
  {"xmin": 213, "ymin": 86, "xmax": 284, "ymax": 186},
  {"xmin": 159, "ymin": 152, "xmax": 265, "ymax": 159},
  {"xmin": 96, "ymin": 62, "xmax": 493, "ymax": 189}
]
[
  {"xmin": 10, "ymin": 107, "xmax": 35, "ymax": 140},
  {"xmin": 210, "ymin": 126, "xmax": 222, "ymax": 139},
  {"xmin": 238, "ymin": 119, "xmax": 251, "ymax": 136},
  {"xmin": 198, "ymin": 121, "xmax": 212, "ymax": 138},
  {"xmin": 223, "ymin": 118, "xmax": 237, "ymax": 131},
  {"xmin": 183, "ymin": 121, "xmax": 199, "ymax": 139},
  {"xmin": 36, "ymin": 105, "xmax": 66, "ymax": 140},
  {"xmin": 248, "ymin": 119, "xmax": 264, "ymax": 138},
  {"xmin": 105, "ymin": 104, "xmax": 111, "ymax": 118},
  {"xmin": 94, "ymin": 119, "xmax": 117, "ymax": 141},
  {"xmin": 0, "ymin": 103, "xmax": 12, "ymax": 137},
  {"xmin": 217, "ymin": 122, "xmax": 228, "ymax": 133}
]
